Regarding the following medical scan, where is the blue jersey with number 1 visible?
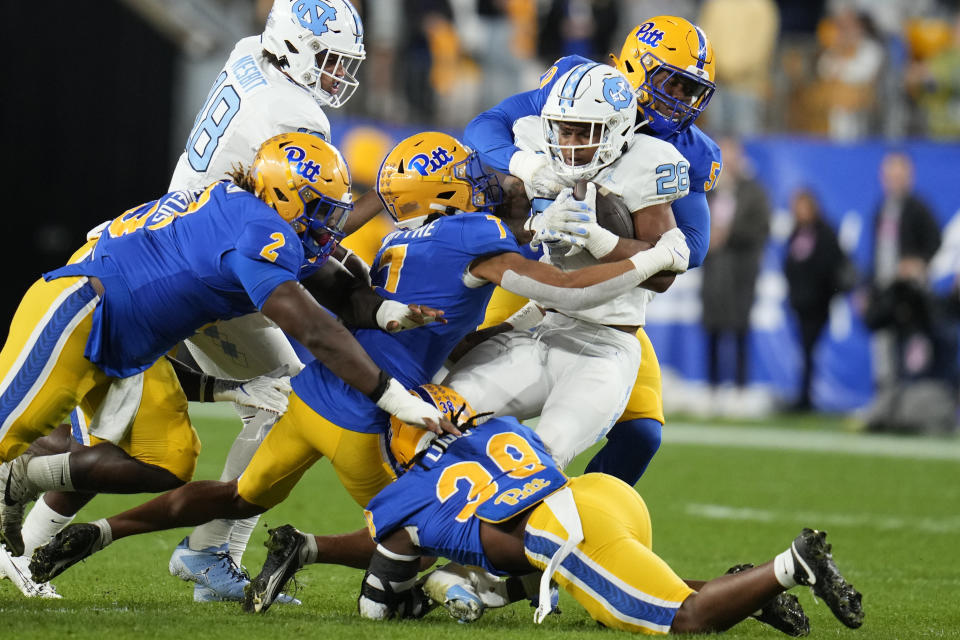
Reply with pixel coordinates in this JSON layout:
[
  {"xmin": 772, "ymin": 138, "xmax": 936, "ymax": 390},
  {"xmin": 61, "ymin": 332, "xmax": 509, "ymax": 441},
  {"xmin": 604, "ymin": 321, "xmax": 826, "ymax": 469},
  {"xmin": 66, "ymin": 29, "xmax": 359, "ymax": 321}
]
[
  {"xmin": 463, "ymin": 54, "xmax": 722, "ymax": 268},
  {"xmin": 291, "ymin": 213, "xmax": 521, "ymax": 433},
  {"xmin": 364, "ymin": 416, "xmax": 567, "ymax": 575},
  {"xmin": 44, "ymin": 181, "xmax": 304, "ymax": 377}
]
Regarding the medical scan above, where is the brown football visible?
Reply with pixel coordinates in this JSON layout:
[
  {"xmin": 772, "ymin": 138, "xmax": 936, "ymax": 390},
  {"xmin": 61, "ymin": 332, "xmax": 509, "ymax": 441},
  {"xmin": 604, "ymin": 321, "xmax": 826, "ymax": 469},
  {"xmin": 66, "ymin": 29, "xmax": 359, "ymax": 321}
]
[{"xmin": 573, "ymin": 180, "xmax": 635, "ymax": 239}]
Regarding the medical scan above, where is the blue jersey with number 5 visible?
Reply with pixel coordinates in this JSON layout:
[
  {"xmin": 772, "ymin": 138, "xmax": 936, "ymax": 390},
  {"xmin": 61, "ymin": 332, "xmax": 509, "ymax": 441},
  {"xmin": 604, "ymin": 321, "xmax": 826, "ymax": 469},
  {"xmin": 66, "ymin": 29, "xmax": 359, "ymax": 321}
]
[
  {"xmin": 463, "ymin": 54, "xmax": 722, "ymax": 268},
  {"xmin": 44, "ymin": 182, "xmax": 304, "ymax": 377}
]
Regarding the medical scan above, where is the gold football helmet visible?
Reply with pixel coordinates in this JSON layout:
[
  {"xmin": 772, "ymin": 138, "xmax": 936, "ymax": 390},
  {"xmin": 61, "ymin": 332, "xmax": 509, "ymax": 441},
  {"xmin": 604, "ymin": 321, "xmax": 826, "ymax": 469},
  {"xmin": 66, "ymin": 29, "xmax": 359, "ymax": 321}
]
[
  {"xmin": 611, "ymin": 16, "xmax": 716, "ymax": 135},
  {"xmin": 376, "ymin": 131, "xmax": 502, "ymax": 229},
  {"xmin": 388, "ymin": 384, "xmax": 475, "ymax": 468},
  {"xmin": 251, "ymin": 132, "xmax": 353, "ymax": 260}
]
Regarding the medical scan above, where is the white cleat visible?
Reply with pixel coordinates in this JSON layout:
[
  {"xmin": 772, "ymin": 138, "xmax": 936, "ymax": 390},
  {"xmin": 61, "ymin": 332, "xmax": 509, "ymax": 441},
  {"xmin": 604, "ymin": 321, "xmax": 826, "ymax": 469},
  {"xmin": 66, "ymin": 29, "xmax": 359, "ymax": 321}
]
[{"xmin": 0, "ymin": 544, "xmax": 61, "ymax": 598}]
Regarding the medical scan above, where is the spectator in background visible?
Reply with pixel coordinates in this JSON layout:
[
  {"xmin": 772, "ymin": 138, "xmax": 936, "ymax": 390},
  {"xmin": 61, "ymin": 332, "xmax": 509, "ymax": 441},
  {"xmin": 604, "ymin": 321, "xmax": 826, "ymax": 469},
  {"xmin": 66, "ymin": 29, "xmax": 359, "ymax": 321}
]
[
  {"xmin": 538, "ymin": 0, "xmax": 619, "ymax": 63},
  {"xmin": 700, "ymin": 138, "xmax": 771, "ymax": 412},
  {"xmin": 698, "ymin": 0, "xmax": 780, "ymax": 137},
  {"xmin": 815, "ymin": 7, "xmax": 885, "ymax": 140},
  {"xmin": 866, "ymin": 151, "xmax": 942, "ymax": 391},
  {"xmin": 905, "ymin": 12, "xmax": 960, "ymax": 139},
  {"xmin": 783, "ymin": 189, "xmax": 854, "ymax": 412}
]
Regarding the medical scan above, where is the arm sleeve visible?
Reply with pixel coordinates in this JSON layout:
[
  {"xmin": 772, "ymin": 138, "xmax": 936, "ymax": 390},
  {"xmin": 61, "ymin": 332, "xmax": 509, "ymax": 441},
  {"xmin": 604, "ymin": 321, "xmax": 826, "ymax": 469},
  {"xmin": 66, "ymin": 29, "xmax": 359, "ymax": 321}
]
[
  {"xmin": 464, "ymin": 89, "xmax": 544, "ymax": 172},
  {"xmin": 300, "ymin": 258, "xmax": 383, "ymax": 329},
  {"xmin": 671, "ymin": 191, "xmax": 711, "ymax": 269},
  {"xmin": 222, "ymin": 249, "xmax": 298, "ymax": 309},
  {"xmin": 500, "ymin": 268, "xmax": 647, "ymax": 311}
]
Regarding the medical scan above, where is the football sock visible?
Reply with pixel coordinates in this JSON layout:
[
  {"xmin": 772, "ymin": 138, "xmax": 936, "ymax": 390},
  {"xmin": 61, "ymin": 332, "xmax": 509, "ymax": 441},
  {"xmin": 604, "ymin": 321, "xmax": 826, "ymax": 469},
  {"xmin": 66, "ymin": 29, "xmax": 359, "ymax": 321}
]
[
  {"xmin": 228, "ymin": 515, "xmax": 260, "ymax": 566},
  {"xmin": 773, "ymin": 549, "xmax": 798, "ymax": 588},
  {"xmin": 301, "ymin": 533, "xmax": 318, "ymax": 565},
  {"xmin": 26, "ymin": 454, "xmax": 74, "ymax": 492},
  {"xmin": 22, "ymin": 495, "xmax": 75, "ymax": 557},
  {"xmin": 91, "ymin": 519, "xmax": 113, "ymax": 550},
  {"xmin": 188, "ymin": 519, "xmax": 233, "ymax": 551}
]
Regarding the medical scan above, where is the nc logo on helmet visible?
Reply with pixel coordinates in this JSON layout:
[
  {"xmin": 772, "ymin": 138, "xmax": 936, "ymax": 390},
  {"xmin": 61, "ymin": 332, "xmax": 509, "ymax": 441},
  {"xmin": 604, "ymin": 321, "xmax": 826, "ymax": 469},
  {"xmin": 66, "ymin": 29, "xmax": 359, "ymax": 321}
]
[
  {"xmin": 293, "ymin": 0, "xmax": 337, "ymax": 37},
  {"xmin": 284, "ymin": 145, "xmax": 322, "ymax": 182},
  {"xmin": 409, "ymin": 147, "xmax": 455, "ymax": 176},
  {"xmin": 635, "ymin": 22, "xmax": 665, "ymax": 47},
  {"xmin": 603, "ymin": 77, "xmax": 633, "ymax": 111}
]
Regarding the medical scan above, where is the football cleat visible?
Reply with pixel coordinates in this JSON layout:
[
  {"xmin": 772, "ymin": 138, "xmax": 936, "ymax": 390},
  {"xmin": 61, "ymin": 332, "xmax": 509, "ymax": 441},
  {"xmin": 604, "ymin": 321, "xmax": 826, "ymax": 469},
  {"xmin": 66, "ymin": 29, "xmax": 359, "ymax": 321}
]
[
  {"xmin": 170, "ymin": 536, "xmax": 299, "ymax": 605},
  {"xmin": 29, "ymin": 523, "xmax": 102, "ymax": 582},
  {"xmin": 726, "ymin": 563, "xmax": 809, "ymax": 637},
  {"xmin": 0, "ymin": 453, "xmax": 42, "ymax": 557},
  {"xmin": 790, "ymin": 528, "xmax": 864, "ymax": 629},
  {"xmin": 420, "ymin": 563, "xmax": 517, "ymax": 623},
  {"xmin": 243, "ymin": 525, "xmax": 307, "ymax": 613},
  {"xmin": 0, "ymin": 544, "xmax": 61, "ymax": 599}
]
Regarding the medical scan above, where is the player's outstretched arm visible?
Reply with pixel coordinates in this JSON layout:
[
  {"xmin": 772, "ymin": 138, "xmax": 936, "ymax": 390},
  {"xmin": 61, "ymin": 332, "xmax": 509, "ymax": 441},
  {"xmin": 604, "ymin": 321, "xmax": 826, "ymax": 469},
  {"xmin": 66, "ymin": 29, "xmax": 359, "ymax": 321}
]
[{"xmin": 468, "ymin": 233, "xmax": 685, "ymax": 312}]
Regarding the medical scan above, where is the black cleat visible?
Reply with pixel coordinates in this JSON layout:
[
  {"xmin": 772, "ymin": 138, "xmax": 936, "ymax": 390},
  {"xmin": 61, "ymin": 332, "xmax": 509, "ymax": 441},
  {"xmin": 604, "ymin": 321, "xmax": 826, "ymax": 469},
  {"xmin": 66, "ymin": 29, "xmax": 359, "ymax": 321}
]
[
  {"xmin": 727, "ymin": 564, "xmax": 810, "ymax": 637},
  {"xmin": 791, "ymin": 528, "xmax": 864, "ymax": 629},
  {"xmin": 243, "ymin": 524, "xmax": 306, "ymax": 613},
  {"xmin": 29, "ymin": 523, "xmax": 103, "ymax": 582}
]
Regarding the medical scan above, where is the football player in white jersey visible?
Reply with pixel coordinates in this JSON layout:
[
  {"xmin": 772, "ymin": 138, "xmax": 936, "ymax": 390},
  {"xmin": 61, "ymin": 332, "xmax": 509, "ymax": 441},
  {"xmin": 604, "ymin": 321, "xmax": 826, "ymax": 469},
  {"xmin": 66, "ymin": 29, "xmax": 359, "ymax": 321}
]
[
  {"xmin": 9, "ymin": 0, "xmax": 395, "ymax": 603},
  {"xmin": 443, "ymin": 63, "xmax": 690, "ymax": 470}
]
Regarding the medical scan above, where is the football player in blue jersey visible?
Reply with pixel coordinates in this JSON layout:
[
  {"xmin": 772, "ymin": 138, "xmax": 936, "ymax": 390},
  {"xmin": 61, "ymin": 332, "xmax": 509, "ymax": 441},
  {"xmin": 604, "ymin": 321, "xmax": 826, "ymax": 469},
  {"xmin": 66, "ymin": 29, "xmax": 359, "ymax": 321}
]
[
  {"xmin": 463, "ymin": 16, "xmax": 723, "ymax": 489},
  {"xmin": 27, "ymin": 132, "xmax": 692, "ymax": 590},
  {"xmin": 0, "ymin": 132, "xmax": 455, "ymax": 560},
  {"xmin": 238, "ymin": 384, "xmax": 862, "ymax": 635}
]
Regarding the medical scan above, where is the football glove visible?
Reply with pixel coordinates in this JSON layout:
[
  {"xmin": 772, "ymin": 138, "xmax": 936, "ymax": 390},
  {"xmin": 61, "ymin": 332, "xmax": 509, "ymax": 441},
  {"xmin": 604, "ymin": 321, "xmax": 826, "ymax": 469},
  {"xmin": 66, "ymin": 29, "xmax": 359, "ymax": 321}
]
[{"xmin": 212, "ymin": 371, "xmax": 292, "ymax": 414}]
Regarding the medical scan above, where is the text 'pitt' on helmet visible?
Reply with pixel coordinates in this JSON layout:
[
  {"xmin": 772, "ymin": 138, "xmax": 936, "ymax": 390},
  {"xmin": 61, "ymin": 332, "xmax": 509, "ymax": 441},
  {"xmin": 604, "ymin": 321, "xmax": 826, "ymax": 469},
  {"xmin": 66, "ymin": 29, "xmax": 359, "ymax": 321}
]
[
  {"xmin": 376, "ymin": 132, "xmax": 503, "ymax": 230},
  {"xmin": 540, "ymin": 63, "xmax": 637, "ymax": 181},
  {"xmin": 251, "ymin": 132, "xmax": 353, "ymax": 261},
  {"xmin": 262, "ymin": 0, "xmax": 366, "ymax": 107},
  {"xmin": 611, "ymin": 15, "xmax": 716, "ymax": 136}
]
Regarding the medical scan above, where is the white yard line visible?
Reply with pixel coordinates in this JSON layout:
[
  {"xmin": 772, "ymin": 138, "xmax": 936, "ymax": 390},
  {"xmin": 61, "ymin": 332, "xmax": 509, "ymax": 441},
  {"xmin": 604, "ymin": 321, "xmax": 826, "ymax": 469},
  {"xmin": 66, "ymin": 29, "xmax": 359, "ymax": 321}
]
[
  {"xmin": 684, "ymin": 503, "xmax": 960, "ymax": 534},
  {"xmin": 664, "ymin": 423, "xmax": 960, "ymax": 461}
]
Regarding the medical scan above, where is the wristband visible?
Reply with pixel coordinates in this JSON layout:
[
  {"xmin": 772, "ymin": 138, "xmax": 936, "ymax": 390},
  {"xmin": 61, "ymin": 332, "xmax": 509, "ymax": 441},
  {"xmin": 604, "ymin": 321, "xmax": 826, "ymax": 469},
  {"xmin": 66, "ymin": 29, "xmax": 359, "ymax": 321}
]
[{"xmin": 367, "ymin": 370, "xmax": 391, "ymax": 402}]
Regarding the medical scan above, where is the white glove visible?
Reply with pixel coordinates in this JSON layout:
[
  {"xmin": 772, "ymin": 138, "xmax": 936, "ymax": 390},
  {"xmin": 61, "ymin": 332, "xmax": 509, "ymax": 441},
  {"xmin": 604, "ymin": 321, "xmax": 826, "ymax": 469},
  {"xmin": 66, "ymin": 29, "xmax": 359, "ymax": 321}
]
[
  {"xmin": 376, "ymin": 299, "xmax": 440, "ymax": 333},
  {"xmin": 374, "ymin": 378, "xmax": 444, "ymax": 430},
  {"xmin": 537, "ymin": 183, "xmax": 620, "ymax": 259},
  {"xmin": 654, "ymin": 227, "xmax": 690, "ymax": 273},
  {"xmin": 504, "ymin": 300, "xmax": 546, "ymax": 331},
  {"xmin": 509, "ymin": 150, "xmax": 572, "ymax": 198},
  {"xmin": 527, "ymin": 188, "xmax": 586, "ymax": 256},
  {"xmin": 213, "ymin": 374, "xmax": 292, "ymax": 414}
]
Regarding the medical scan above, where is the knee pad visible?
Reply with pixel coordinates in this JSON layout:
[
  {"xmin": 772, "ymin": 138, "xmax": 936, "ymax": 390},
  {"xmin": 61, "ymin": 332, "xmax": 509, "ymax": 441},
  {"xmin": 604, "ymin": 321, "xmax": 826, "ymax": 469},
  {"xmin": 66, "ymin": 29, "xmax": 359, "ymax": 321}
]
[{"xmin": 357, "ymin": 545, "xmax": 427, "ymax": 620}]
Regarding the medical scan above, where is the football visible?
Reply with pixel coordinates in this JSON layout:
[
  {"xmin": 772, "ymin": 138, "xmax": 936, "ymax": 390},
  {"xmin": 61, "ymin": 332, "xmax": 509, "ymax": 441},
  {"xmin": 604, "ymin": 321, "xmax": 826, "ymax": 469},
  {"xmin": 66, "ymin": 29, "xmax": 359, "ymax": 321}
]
[{"xmin": 572, "ymin": 180, "xmax": 635, "ymax": 239}]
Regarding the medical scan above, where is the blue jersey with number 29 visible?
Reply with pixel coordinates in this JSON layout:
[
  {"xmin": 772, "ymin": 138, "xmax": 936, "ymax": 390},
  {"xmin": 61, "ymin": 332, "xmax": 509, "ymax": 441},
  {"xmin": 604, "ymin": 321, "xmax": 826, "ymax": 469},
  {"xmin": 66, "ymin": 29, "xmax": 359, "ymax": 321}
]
[{"xmin": 364, "ymin": 416, "xmax": 568, "ymax": 575}]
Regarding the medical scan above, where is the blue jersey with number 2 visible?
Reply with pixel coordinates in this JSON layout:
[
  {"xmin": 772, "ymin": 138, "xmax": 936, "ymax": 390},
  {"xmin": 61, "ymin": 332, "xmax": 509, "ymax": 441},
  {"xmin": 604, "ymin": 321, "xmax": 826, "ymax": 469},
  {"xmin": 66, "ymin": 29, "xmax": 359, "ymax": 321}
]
[{"xmin": 44, "ymin": 181, "xmax": 304, "ymax": 377}]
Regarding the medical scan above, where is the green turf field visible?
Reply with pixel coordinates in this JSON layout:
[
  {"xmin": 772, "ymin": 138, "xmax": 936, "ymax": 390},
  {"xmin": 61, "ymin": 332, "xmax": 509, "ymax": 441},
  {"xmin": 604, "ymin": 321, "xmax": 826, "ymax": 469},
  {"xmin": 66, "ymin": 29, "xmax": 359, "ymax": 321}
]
[{"xmin": 4, "ymin": 405, "xmax": 959, "ymax": 639}]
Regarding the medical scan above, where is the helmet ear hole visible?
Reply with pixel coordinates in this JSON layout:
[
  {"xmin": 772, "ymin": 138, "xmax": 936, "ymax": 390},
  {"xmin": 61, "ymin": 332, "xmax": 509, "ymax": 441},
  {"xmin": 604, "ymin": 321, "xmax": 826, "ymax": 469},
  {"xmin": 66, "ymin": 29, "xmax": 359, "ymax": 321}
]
[
  {"xmin": 284, "ymin": 40, "xmax": 299, "ymax": 54},
  {"xmin": 624, "ymin": 60, "xmax": 634, "ymax": 73},
  {"xmin": 436, "ymin": 191, "xmax": 456, "ymax": 200},
  {"xmin": 273, "ymin": 187, "xmax": 289, "ymax": 202}
]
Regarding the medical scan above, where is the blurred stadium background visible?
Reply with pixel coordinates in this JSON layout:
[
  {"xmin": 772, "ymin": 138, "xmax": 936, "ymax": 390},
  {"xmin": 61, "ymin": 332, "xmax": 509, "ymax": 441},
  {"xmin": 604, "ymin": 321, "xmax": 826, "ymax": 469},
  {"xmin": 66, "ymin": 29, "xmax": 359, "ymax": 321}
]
[{"xmin": 4, "ymin": 0, "xmax": 960, "ymax": 427}]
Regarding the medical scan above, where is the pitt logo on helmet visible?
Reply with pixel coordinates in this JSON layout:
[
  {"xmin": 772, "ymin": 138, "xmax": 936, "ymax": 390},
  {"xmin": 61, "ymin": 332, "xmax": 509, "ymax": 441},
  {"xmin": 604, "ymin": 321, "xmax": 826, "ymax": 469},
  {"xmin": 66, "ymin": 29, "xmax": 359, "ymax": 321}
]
[
  {"xmin": 635, "ymin": 22, "xmax": 665, "ymax": 47},
  {"xmin": 293, "ymin": 0, "xmax": 338, "ymax": 36},
  {"xmin": 409, "ymin": 147, "xmax": 455, "ymax": 176},
  {"xmin": 284, "ymin": 145, "xmax": 323, "ymax": 183}
]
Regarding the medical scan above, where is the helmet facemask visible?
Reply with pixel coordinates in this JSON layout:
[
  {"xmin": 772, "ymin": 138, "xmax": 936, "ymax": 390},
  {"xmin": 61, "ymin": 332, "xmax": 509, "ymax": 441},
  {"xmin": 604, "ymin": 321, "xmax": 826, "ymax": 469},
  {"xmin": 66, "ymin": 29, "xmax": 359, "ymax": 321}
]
[
  {"xmin": 291, "ymin": 185, "xmax": 352, "ymax": 259},
  {"xmin": 636, "ymin": 52, "xmax": 715, "ymax": 135}
]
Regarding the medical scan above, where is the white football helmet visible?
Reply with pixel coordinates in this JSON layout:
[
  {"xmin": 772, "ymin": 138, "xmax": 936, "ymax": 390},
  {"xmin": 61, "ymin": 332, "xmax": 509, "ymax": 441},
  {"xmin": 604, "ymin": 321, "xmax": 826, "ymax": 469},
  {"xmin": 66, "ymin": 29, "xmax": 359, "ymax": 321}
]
[
  {"xmin": 262, "ymin": 0, "xmax": 366, "ymax": 107},
  {"xmin": 540, "ymin": 63, "xmax": 637, "ymax": 180}
]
